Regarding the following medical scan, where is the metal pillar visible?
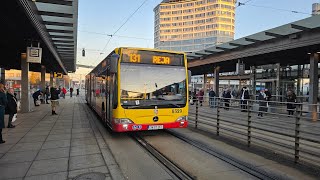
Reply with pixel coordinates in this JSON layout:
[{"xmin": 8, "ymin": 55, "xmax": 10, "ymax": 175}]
[
  {"xmin": 276, "ymin": 63, "xmax": 281, "ymax": 102},
  {"xmin": 309, "ymin": 53, "xmax": 319, "ymax": 121},
  {"xmin": 41, "ymin": 66, "xmax": 46, "ymax": 91},
  {"xmin": 0, "ymin": 68, "xmax": 5, "ymax": 84},
  {"xmin": 250, "ymin": 66, "xmax": 256, "ymax": 96},
  {"xmin": 21, "ymin": 53, "xmax": 30, "ymax": 112},
  {"xmin": 50, "ymin": 72, "xmax": 54, "ymax": 87},
  {"xmin": 203, "ymin": 74, "xmax": 207, "ymax": 97},
  {"xmin": 214, "ymin": 67, "xmax": 220, "ymax": 97},
  {"xmin": 41, "ymin": 66, "xmax": 46, "ymax": 104},
  {"xmin": 297, "ymin": 65, "xmax": 301, "ymax": 97}
]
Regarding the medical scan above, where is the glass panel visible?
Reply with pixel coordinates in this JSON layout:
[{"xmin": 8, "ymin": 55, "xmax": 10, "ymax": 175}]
[{"xmin": 120, "ymin": 64, "xmax": 187, "ymax": 108}]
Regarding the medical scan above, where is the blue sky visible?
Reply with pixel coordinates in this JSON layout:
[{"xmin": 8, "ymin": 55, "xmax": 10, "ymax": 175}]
[{"xmin": 76, "ymin": 0, "xmax": 320, "ymax": 71}]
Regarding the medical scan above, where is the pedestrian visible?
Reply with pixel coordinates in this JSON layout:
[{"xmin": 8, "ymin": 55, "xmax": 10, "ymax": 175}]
[
  {"xmin": 265, "ymin": 89, "xmax": 272, "ymax": 110},
  {"xmin": 62, "ymin": 87, "xmax": 67, "ymax": 99},
  {"xmin": 50, "ymin": 86, "xmax": 60, "ymax": 115},
  {"xmin": 197, "ymin": 89, "xmax": 204, "ymax": 106},
  {"xmin": 76, "ymin": 88, "xmax": 79, "ymax": 96},
  {"xmin": 0, "ymin": 83, "xmax": 7, "ymax": 143},
  {"xmin": 32, "ymin": 89, "xmax": 42, "ymax": 106},
  {"xmin": 209, "ymin": 88, "xmax": 216, "ymax": 108},
  {"xmin": 258, "ymin": 89, "xmax": 267, "ymax": 117},
  {"xmin": 223, "ymin": 89, "xmax": 231, "ymax": 110},
  {"xmin": 6, "ymin": 88, "xmax": 17, "ymax": 128},
  {"xmin": 286, "ymin": 90, "xmax": 296, "ymax": 115},
  {"xmin": 70, "ymin": 87, "xmax": 73, "ymax": 97},
  {"xmin": 45, "ymin": 85, "xmax": 50, "ymax": 104},
  {"xmin": 240, "ymin": 87, "xmax": 250, "ymax": 112}
]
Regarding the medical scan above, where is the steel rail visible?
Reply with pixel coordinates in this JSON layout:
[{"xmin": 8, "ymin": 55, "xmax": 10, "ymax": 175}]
[
  {"xmin": 131, "ymin": 134, "xmax": 194, "ymax": 180},
  {"xmin": 166, "ymin": 130, "xmax": 282, "ymax": 180}
]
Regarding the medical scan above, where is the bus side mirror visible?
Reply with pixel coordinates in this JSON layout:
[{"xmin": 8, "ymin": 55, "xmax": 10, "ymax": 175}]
[
  {"xmin": 188, "ymin": 70, "xmax": 191, "ymax": 84},
  {"xmin": 110, "ymin": 54, "xmax": 119, "ymax": 74}
]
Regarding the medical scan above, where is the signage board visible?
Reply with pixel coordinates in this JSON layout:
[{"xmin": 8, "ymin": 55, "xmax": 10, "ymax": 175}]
[{"xmin": 26, "ymin": 47, "xmax": 42, "ymax": 63}]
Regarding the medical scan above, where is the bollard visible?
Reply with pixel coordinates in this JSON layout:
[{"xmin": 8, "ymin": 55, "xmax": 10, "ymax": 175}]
[
  {"xmin": 247, "ymin": 100, "xmax": 252, "ymax": 147},
  {"xmin": 195, "ymin": 100, "xmax": 198, "ymax": 129},
  {"xmin": 217, "ymin": 98, "xmax": 220, "ymax": 136},
  {"xmin": 294, "ymin": 104, "xmax": 302, "ymax": 163}
]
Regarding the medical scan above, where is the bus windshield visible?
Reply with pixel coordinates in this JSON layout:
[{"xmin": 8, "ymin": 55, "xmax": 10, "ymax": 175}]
[{"xmin": 120, "ymin": 63, "xmax": 187, "ymax": 108}]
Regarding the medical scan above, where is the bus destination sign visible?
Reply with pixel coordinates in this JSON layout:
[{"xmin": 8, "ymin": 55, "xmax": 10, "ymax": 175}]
[{"xmin": 122, "ymin": 49, "xmax": 184, "ymax": 66}]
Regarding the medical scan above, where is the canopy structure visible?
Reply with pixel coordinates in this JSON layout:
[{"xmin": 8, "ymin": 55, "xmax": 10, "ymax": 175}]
[
  {"xmin": 0, "ymin": 0, "xmax": 78, "ymax": 74},
  {"xmin": 187, "ymin": 15, "xmax": 320, "ymax": 75}
]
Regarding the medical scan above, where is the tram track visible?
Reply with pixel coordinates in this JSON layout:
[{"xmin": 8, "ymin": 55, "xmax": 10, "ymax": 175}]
[
  {"xmin": 165, "ymin": 130, "xmax": 282, "ymax": 180},
  {"xmin": 130, "ymin": 133, "xmax": 195, "ymax": 180}
]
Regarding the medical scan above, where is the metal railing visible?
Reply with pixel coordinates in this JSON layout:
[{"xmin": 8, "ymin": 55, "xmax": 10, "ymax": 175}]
[{"xmin": 188, "ymin": 96, "xmax": 320, "ymax": 168}]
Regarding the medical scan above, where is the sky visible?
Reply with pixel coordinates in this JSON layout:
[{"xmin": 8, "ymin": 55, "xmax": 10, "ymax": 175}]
[{"xmin": 75, "ymin": 0, "xmax": 320, "ymax": 75}]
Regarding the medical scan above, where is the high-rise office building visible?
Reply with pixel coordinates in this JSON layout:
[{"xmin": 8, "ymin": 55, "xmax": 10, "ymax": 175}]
[{"xmin": 154, "ymin": 0, "xmax": 237, "ymax": 52}]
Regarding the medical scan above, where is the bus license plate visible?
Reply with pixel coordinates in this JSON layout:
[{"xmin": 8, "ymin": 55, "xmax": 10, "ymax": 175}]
[{"xmin": 148, "ymin": 125, "xmax": 163, "ymax": 130}]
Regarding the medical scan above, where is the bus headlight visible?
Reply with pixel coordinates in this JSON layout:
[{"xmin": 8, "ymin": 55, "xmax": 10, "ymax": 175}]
[
  {"xmin": 113, "ymin": 118, "xmax": 134, "ymax": 124},
  {"xmin": 176, "ymin": 116, "xmax": 188, "ymax": 122}
]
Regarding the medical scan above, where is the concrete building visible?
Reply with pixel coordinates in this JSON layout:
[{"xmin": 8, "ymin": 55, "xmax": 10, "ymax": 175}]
[
  {"xmin": 312, "ymin": 3, "xmax": 320, "ymax": 15},
  {"xmin": 154, "ymin": 0, "xmax": 236, "ymax": 52}
]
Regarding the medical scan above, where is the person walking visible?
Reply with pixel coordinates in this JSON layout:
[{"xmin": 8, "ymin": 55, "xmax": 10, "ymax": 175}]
[
  {"xmin": 76, "ymin": 88, "xmax": 80, "ymax": 97},
  {"xmin": 209, "ymin": 88, "xmax": 216, "ymax": 108},
  {"xmin": 32, "ymin": 89, "xmax": 42, "ymax": 106},
  {"xmin": 50, "ymin": 86, "xmax": 60, "ymax": 115},
  {"xmin": 286, "ymin": 90, "xmax": 296, "ymax": 115},
  {"xmin": 6, "ymin": 88, "xmax": 17, "ymax": 128},
  {"xmin": 223, "ymin": 89, "xmax": 232, "ymax": 110},
  {"xmin": 45, "ymin": 85, "xmax": 50, "ymax": 104},
  {"xmin": 70, "ymin": 87, "xmax": 74, "ymax": 97},
  {"xmin": 258, "ymin": 89, "xmax": 267, "ymax": 117},
  {"xmin": 240, "ymin": 87, "xmax": 250, "ymax": 112},
  {"xmin": 0, "ymin": 83, "xmax": 7, "ymax": 143},
  {"xmin": 62, "ymin": 87, "xmax": 67, "ymax": 99},
  {"xmin": 197, "ymin": 89, "xmax": 204, "ymax": 106}
]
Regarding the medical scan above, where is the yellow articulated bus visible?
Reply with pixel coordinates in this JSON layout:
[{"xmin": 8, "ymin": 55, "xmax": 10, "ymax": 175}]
[{"xmin": 85, "ymin": 47, "xmax": 191, "ymax": 132}]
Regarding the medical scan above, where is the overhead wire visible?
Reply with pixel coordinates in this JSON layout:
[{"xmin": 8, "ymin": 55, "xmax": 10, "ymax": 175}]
[
  {"xmin": 90, "ymin": 0, "xmax": 149, "ymax": 66},
  {"xmin": 79, "ymin": 30, "xmax": 152, "ymax": 40},
  {"xmin": 237, "ymin": 0, "xmax": 311, "ymax": 15}
]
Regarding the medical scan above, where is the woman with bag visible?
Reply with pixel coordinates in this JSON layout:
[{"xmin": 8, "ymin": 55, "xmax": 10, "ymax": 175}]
[
  {"xmin": 0, "ymin": 83, "xmax": 7, "ymax": 143},
  {"xmin": 6, "ymin": 88, "xmax": 17, "ymax": 128}
]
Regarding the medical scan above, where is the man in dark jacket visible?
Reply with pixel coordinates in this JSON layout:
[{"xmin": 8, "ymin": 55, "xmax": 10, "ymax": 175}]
[
  {"xmin": 32, "ymin": 90, "xmax": 42, "ymax": 106},
  {"xmin": 6, "ymin": 88, "xmax": 17, "ymax": 128},
  {"xmin": 50, "ymin": 86, "xmax": 59, "ymax": 115},
  {"xmin": 70, "ymin": 87, "xmax": 74, "ymax": 97},
  {"xmin": 45, "ymin": 85, "xmax": 50, "ymax": 104},
  {"xmin": 209, "ymin": 89, "xmax": 216, "ymax": 108}
]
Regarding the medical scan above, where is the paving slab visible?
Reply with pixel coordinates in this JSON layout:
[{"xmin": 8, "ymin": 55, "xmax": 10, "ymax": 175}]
[
  {"xmin": 27, "ymin": 157, "xmax": 68, "ymax": 176},
  {"xmin": 0, "ymin": 96, "xmax": 125, "ymax": 180},
  {"xmin": 36, "ymin": 147, "xmax": 70, "ymax": 160},
  {"xmin": 69, "ymin": 154, "xmax": 105, "ymax": 170}
]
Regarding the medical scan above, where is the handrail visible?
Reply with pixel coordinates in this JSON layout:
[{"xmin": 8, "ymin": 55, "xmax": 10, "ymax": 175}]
[{"xmin": 189, "ymin": 97, "xmax": 320, "ymax": 168}]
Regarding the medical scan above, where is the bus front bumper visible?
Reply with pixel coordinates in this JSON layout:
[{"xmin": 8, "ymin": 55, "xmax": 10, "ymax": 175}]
[{"xmin": 112, "ymin": 121, "xmax": 188, "ymax": 132}]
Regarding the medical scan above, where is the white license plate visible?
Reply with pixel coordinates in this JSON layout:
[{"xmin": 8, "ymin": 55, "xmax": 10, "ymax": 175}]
[{"xmin": 148, "ymin": 125, "xmax": 163, "ymax": 130}]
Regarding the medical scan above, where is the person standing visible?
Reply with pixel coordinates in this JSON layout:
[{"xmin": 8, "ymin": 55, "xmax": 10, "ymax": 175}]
[
  {"xmin": 197, "ymin": 89, "xmax": 204, "ymax": 106},
  {"xmin": 224, "ymin": 89, "xmax": 232, "ymax": 110},
  {"xmin": 258, "ymin": 89, "xmax": 267, "ymax": 117},
  {"xmin": 6, "ymin": 88, "xmax": 17, "ymax": 128},
  {"xmin": 209, "ymin": 88, "xmax": 216, "ymax": 108},
  {"xmin": 50, "ymin": 86, "xmax": 59, "ymax": 115},
  {"xmin": 240, "ymin": 87, "xmax": 250, "ymax": 112},
  {"xmin": 45, "ymin": 86, "xmax": 50, "ymax": 104},
  {"xmin": 76, "ymin": 88, "xmax": 80, "ymax": 97},
  {"xmin": 286, "ymin": 90, "xmax": 296, "ymax": 115},
  {"xmin": 265, "ymin": 89, "xmax": 272, "ymax": 111},
  {"xmin": 70, "ymin": 87, "xmax": 74, "ymax": 97},
  {"xmin": 0, "ymin": 83, "xmax": 7, "ymax": 143}
]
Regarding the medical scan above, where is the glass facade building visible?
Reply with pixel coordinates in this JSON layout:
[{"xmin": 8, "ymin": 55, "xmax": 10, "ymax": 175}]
[{"xmin": 154, "ymin": 0, "xmax": 237, "ymax": 52}]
